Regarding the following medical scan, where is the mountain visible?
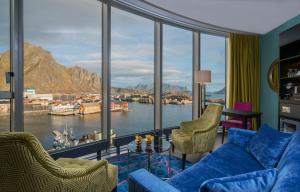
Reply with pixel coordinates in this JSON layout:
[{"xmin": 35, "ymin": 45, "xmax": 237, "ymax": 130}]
[
  {"xmin": 0, "ymin": 43, "xmax": 101, "ymax": 94},
  {"xmin": 133, "ymin": 83, "xmax": 188, "ymax": 93},
  {"xmin": 162, "ymin": 83, "xmax": 188, "ymax": 92},
  {"xmin": 211, "ymin": 87, "xmax": 225, "ymax": 94}
]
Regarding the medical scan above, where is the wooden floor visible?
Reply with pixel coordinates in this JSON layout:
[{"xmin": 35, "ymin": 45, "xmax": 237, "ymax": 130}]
[{"xmin": 171, "ymin": 132, "xmax": 227, "ymax": 163}]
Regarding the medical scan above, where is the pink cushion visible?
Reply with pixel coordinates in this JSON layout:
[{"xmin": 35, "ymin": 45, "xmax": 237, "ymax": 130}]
[
  {"xmin": 234, "ymin": 102, "xmax": 252, "ymax": 112},
  {"xmin": 221, "ymin": 119, "xmax": 252, "ymax": 129}
]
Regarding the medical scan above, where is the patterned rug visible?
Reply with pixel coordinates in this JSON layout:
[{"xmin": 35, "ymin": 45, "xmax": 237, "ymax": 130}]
[{"xmin": 107, "ymin": 153, "xmax": 192, "ymax": 192}]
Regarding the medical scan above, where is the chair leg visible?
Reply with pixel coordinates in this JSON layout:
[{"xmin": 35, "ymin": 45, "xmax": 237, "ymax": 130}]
[
  {"xmin": 171, "ymin": 142, "xmax": 175, "ymax": 153},
  {"xmin": 182, "ymin": 154, "xmax": 186, "ymax": 170},
  {"xmin": 112, "ymin": 187, "xmax": 117, "ymax": 192},
  {"xmin": 222, "ymin": 126, "xmax": 225, "ymax": 144}
]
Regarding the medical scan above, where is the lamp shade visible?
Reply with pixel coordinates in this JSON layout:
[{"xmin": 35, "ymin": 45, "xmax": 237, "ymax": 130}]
[{"xmin": 195, "ymin": 70, "xmax": 211, "ymax": 84}]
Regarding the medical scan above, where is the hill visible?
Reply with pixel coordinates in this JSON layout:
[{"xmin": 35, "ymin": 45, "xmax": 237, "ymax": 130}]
[{"xmin": 0, "ymin": 43, "xmax": 101, "ymax": 94}]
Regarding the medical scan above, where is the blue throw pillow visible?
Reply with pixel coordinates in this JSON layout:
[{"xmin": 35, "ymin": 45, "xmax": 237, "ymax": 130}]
[
  {"xmin": 247, "ymin": 124, "xmax": 292, "ymax": 169},
  {"xmin": 200, "ymin": 169, "xmax": 278, "ymax": 192}
]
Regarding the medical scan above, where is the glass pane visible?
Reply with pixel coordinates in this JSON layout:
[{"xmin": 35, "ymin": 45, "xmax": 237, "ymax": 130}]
[
  {"xmin": 201, "ymin": 34, "xmax": 226, "ymax": 106},
  {"xmin": 0, "ymin": 0, "xmax": 11, "ymax": 132},
  {"xmin": 111, "ymin": 8, "xmax": 154, "ymax": 137},
  {"xmin": 24, "ymin": 0, "xmax": 102, "ymax": 150},
  {"xmin": 163, "ymin": 25, "xmax": 193, "ymax": 128}
]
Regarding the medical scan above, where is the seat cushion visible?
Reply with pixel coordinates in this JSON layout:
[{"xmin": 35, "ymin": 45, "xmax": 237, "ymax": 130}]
[
  {"xmin": 201, "ymin": 143, "xmax": 264, "ymax": 176},
  {"xmin": 200, "ymin": 168, "xmax": 278, "ymax": 192},
  {"xmin": 168, "ymin": 162, "xmax": 226, "ymax": 192},
  {"xmin": 247, "ymin": 124, "xmax": 292, "ymax": 169},
  {"xmin": 222, "ymin": 119, "xmax": 251, "ymax": 129},
  {"xmin": 172, "ymin": 130, "xmax": 193, "ymax": 154},
  {"xmin": 167, "ymin": 143, "xmax": 264, "ymax": 192}
]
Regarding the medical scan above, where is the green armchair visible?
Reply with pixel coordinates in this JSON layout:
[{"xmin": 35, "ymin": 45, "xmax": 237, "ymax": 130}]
[
  {"xmin": 0, "ymin": 132, "xmax": 118, "ymax": 192},
  {"xmin": 172, "ymin": 104, "xmax": 223, "ymax": 169}
]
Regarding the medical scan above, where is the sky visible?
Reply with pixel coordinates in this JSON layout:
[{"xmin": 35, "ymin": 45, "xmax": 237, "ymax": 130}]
[{"xmin": 0, "ymin": 0, "xmax": 226, "ymax": 92}]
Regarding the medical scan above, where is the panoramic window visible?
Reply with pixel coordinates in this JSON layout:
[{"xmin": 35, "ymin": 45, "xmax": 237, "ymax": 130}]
[
  {"xmin": 111, "ymin": 7, "xmax": 154, "ymax": 136},
  {"xmin": 24, "ymin": 0, "xmax": 102, "ymax": 149},
  {"xmin": 0, "ymin": 0, "xmax": 11, "ymax": 132},
  {"xmin": 163, "ymin": 25, "xmax": 193, "ymax": 128},
  {"xmin": 200, "ymin": 33, "xmax": 226, "ymax": 106}
]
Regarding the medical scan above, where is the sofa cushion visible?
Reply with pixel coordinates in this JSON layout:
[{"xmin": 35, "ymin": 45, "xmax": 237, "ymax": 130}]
[
  {"xmin": 228, "ymin": 128, "xmax": 256, "ymax": 150},
  {"xmin": 247, "ymin": 124, "xmax": 292, "ymax": 169},
  {"xmin": 271, "ymin": 129, "xmax": 300, "ymax": 192},
  {"xmin": 167, "ymin": 143, "xmax": 263, "ymax": 192},
  {"xmin": 200, "ymin": 168, "xmax": 278, "ymax": 192}
]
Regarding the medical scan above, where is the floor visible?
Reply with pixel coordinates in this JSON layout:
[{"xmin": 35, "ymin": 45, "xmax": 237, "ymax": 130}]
[{"xmin": 108, "ymin": 132, "xmax": 228, "ymax": 192}]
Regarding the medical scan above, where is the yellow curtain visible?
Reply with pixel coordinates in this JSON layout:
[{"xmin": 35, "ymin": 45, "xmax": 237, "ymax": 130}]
[{"xmin": 228, "ymin": 33, "xmax": 260, "ymax": 130}]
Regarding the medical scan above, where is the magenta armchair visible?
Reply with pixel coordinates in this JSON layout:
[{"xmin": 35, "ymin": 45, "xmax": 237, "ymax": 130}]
[{"xmin": 221, "ymin": 101, "xmax": 252, "ymax": 143}]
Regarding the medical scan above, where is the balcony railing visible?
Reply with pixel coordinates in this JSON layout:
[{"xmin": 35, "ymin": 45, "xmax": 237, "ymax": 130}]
[{"xmin": 49, "ymin": 126, "xmax": 179, "ymax": 160}]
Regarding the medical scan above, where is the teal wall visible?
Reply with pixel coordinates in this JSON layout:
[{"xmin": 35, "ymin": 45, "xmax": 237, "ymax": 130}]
[{"xmin": 260, "ymin": 14, "xmax": 300, "ymax": 128}]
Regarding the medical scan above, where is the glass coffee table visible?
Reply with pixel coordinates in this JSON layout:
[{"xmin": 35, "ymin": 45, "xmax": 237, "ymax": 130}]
[{"xmin": 127, "ymin": 138, "xmax": 171, "ymax": 176}]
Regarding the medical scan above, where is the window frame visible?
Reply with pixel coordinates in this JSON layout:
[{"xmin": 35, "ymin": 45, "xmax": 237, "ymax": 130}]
[{"xmin": 8, "ymin": 0, "xmax": 228, "ymax": 143}]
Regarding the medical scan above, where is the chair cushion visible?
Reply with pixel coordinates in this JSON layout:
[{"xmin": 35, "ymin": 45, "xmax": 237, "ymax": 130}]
[
  {"xmin": 167, "ymin": 143, "xmax": 263, "ymax": 192},
  {"xmin": 200, "ymin": 168, "xmax": 278, "ymax": 192},
  {"xmin": 172, "ymin": 130, "xmax": 193, "ymax": 154},
  {"xmin": 247, "ymin": 124, "xmax": 292, "ymax": 169}
]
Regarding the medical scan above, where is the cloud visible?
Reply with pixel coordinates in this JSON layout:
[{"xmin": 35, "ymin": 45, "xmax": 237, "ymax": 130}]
[
  {"xmin": 0, "ymin": 0, "xmax": 226, "ymax": 90},
  {"xmin": 111, "ymin": 43, "xmax": 154, "ymax": 60}
]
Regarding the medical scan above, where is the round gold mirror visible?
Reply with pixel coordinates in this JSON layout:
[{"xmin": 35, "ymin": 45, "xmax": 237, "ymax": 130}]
[{"xmin": 268, "ymin": 59, "xmax": 279, "ymax": 92}]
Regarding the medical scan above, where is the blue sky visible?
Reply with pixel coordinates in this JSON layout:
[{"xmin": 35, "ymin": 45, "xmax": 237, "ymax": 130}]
[{"xmin": 0, "ymin": 0, "xmax": 226, "ymax": 92}]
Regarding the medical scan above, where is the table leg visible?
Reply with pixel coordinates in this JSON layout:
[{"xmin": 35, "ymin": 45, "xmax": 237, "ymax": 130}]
[
  {"xmin": 165, "ymin": 133, "xmax": 170, "ymax": 141},
  {"xmin": 147, "ymin": 152, "xmax": 151, "ymax": 171},
  {"xmin": 116, "ymin": 146, "xmax": 120, "ymax": 155},
  {"xmin": 256, "ymin": 115, "xmax": 261, "ymax": 130},
  {"xmin": 168, "ymin": 148, "xmax": 172, "ymax": 177},
  {"xmin": 127, "ymin": 149, "xmax": 130, "ymax": 176},
  {"xmin": 97, "ymin": 150, "xmax": 101, "ymax": 160},
  {"xmin": 242, "ymin": 117, "xmax": 248, "ymax": 129}
]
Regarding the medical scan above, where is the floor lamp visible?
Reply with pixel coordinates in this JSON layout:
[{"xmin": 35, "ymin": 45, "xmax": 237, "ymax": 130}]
[{"xmin": 195, "ymin": 70, "xmax": 211, "ymax": 116}]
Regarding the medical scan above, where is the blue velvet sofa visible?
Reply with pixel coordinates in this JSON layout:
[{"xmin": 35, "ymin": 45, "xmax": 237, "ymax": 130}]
[{"xmin": 128, "ymin": 128, "xmax": 300, "ymax": 192}]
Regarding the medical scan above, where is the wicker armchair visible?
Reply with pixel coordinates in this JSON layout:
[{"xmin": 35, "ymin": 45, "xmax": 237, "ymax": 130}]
[
  {"xmin": 0, "ymin": 132, "xmax": 117, "ymax": 192},
  {"xmin": 172, "ymin": 104, "xmax": 223, "ymax": 169}
]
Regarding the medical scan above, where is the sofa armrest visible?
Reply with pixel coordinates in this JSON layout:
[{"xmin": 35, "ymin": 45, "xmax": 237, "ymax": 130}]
[
  {"xmin": 228, "ymin": 128, "xmax": 256, "ymax": 149},
  {"xmin": 128, "ymin": 169, "xmax": 180, "ymax": 192}
]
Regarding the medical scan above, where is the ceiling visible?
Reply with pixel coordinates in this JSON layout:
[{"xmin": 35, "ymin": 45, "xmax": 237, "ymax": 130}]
[{"xmin": 145, "ymin": 0, "xmax": 300, "ymax": 34}]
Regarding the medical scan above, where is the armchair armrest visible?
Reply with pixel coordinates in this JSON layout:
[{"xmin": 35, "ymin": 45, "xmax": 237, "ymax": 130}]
[
  {"xmin": 228, "ymin": 128, "xmax": 256, "ymax": 149},
  {"xmin": 55, "ymin": 158, "xmax": 108, "ymax": 178},
  {"xmin": 193, "ymin": 123, "xmax": 216, "ymax": 135},
  {"xmin": 180, "ymin": 119, "xmax": 200, "ymax": 131},
  {"xmin": 128, "ymin": 169, "xmax": 180, "ymax": 192}
]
